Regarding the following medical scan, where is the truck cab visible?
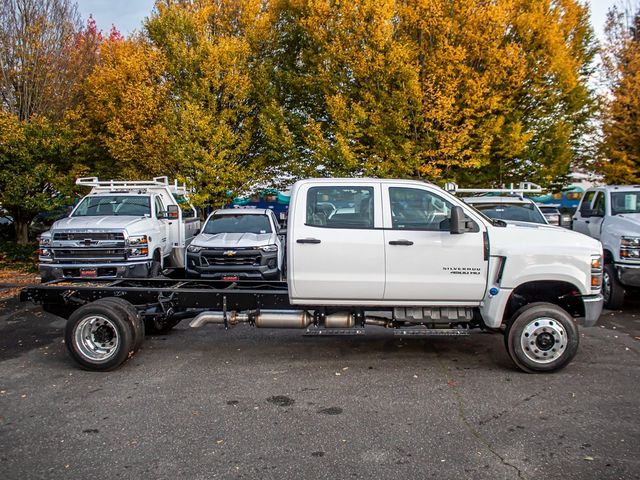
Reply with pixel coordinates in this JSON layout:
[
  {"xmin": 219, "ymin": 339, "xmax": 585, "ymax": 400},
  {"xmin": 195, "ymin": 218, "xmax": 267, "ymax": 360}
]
[
  {"xmin": 39, "ymin": 177, "xmax": 199, "ymax": 281},
  {"xmin": 572, "ymin": 185, "xmax": 640, "ymax": 308}
]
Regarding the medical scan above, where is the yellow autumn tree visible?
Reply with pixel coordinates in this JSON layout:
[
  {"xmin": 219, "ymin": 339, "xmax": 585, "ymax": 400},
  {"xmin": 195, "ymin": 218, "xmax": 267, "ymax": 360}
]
[{"xmin": 599, "ymin": 3, "xmax": 640, "ymax": 184}]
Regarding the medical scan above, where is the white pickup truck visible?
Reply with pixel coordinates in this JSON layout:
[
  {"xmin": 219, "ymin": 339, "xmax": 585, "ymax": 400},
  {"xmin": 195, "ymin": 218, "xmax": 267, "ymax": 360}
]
[
  {"xmin": 572, "ymin": 185, "xmax": 640, "ymax": 309},
  {"xmin": 24, "ymin": 178, "xmax": 603, "ymax": 373},
  {"xmin": 38, "ymin": 177, "xmax": 200, "ymax": 281}
]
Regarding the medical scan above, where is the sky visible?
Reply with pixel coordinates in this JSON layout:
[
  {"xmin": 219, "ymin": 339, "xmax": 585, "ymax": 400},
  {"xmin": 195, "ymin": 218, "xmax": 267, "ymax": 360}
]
[{"xmin": 77, "ymin": 0, "xmax": 619, "ymax": 38}]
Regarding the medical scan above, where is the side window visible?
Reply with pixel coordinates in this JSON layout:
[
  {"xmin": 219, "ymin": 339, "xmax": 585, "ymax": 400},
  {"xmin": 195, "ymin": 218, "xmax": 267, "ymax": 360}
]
[
  {"xmin": 306, "ymin": 186, "xmax": 374, "ymax": 229},
  {"xmin": 174, "ymin": 194, "xmax": 196, "ymax": 219},
  {"xmin": 579, "ymin": 191, "xmax": 596, "ymax": 214},
  {"xmin": 389, "ymin": 187, "xmax": 452, "ymax": 231},
  {"xmin": 155, "ymin": 197, "xmax": 165, "ymax": 218},
  {"xmin": 593, "ymin": 192, "xmax": 605, "ymax": 214}
]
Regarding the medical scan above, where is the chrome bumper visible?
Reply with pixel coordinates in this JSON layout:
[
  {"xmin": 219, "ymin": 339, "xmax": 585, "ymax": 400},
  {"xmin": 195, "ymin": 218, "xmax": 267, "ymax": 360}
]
[
  {"xmin": 580, "ymin": 294, "xmax": 604, "ymax": 327},
  {"xmin": 616, "ymin": 263, "xmax": 640, "ymax": 288}
]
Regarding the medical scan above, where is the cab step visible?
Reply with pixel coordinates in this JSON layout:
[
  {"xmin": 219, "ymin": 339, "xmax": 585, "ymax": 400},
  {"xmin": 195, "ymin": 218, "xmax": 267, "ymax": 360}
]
[
  {"xmin": 305, "ymin": 328, "xmax": 366, "ymax": 336},
  {"xmin": 394, "ymin": 328, "xmax": 470, "ymax": 337}
]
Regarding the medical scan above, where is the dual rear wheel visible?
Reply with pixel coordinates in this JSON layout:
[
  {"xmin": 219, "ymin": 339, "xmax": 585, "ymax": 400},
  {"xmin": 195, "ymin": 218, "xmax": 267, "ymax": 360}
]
[{"xmin": 64, "ymin": 298, "xmax": 145, "ymax": 371}]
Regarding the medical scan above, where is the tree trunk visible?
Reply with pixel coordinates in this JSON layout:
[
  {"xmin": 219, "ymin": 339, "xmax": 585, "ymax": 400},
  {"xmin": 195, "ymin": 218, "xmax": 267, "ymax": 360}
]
[{"xmin": 14, "ymin": 219, "xmax": 30, "ymax": 245}]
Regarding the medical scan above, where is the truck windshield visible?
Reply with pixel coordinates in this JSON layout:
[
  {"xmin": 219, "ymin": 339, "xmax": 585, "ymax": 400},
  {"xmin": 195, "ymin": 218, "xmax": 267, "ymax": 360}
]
[
  {"xmin": 72, "ymin": 196, "xmax": 151, "ymax": 217},
  {"xmin": 472, "ymin": 203, "xmax": 546, "ymax": 224},
  {"xmin": 611, "ymin": 192, "xmax": 640, "ymax": 215},
  {"xmin": 204, "ymin": 214, "xmax": 272, "ymax": 234}
]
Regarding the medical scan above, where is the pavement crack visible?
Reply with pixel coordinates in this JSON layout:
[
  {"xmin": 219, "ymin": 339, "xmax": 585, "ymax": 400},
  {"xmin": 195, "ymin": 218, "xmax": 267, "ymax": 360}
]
[{"xmin": 433, "ymin": 345, "xmax": 528, "ymax": 480}]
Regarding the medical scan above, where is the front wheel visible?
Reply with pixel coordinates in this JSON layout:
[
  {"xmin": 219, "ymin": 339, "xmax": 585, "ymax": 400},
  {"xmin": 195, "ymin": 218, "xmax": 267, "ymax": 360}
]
[
  {"xmin": 505, "ymin": 303, "xmax": 579, "ymax": 373},
  {"xmin": 603, "ymin": 263, "xmax": 625, "ymax": 310}
]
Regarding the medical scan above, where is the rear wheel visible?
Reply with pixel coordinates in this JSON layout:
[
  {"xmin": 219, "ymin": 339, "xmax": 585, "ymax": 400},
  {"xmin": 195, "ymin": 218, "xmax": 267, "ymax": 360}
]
[
  {"xmin": 94, "ymin": 298, "xmax": 144, "ymax": 352},
  {"xmin": 505, "ymin": 302, "xmax": 579, "ymax": 373},
  {"xmin": 64, "ymin": 302, "xmax": 135, "ymax": 371},
  {"xmin": 603, "ymin": 263, "xmax": 625, "ymax": 310}
]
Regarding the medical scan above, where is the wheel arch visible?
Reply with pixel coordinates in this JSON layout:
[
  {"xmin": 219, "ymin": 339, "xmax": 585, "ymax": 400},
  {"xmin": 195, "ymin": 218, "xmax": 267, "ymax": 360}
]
[{"xmin": 501, "ymin": 280, "xmax": 584, "ymax": 327}]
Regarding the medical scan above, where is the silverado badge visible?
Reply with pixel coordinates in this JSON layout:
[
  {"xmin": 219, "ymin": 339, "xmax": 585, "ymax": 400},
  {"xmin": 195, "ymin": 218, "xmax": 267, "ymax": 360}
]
[{"xmin": 223, "ymin": 250, "xmax": 237, "ymax": 257}]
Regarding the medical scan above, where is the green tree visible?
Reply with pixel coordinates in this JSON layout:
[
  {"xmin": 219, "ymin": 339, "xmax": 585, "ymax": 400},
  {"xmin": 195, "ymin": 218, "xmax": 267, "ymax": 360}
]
[{"xmin": 0, "ymin": 0, "xmax": 102, "ymax": 243}]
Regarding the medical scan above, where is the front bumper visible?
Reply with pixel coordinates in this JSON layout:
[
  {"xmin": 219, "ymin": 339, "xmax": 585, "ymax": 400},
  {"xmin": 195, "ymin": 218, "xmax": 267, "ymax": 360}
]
[
  {"xmin": 616, "ymin": 263, "xmax": 640, "ymax": 288},
  {"xmin": 39, "ymin": 260, "xmax": 152, "ymax": 281},
  {"xmin": 186, "ymin": 249, "xmax": 279, "ymax": 280},
  {"xmin": 580, "ymin": 294, "xmax": 604, "ymax": 327}
]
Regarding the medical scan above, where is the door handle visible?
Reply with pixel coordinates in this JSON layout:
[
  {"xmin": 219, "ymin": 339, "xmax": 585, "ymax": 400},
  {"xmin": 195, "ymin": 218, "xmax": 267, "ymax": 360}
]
[
  {"xmin": 585, "ymin": 220, "xmax": 590, "ymax": 224},
  {"xmin": 389, "ymin": 240, "xmax": 414, "ymax": 246},
  {"xmin": 296, "ymin": 238, "xmax": 321, "ymax": 244}
]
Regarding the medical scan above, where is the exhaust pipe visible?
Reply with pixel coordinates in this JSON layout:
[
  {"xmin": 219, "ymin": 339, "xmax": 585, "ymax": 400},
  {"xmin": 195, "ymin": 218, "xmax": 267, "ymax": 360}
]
[{"xmin": 190, "ymin": 310, "xmax": 312, "ymax": 329}]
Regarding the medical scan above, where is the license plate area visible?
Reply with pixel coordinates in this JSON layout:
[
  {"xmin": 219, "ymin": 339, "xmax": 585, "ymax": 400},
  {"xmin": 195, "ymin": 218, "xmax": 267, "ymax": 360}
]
[
  {"xmin": 80, "ymin": 269, "xmax": 98, "ymax": 278},
  {"xmin": 222, "ymin": 275, "xmax": 239, "ymax": 281}
]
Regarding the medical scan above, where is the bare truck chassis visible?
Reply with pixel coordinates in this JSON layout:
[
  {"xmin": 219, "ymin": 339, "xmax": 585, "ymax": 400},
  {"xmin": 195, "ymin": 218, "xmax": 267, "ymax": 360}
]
[{"xmin": 21, "ymin": 278, "xmax": 491, "ymax": 371}]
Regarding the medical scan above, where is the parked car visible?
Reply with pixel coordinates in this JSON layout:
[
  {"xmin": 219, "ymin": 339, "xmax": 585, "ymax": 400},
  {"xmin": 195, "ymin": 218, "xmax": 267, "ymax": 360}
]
[
  {"xmin": 462, "ymin": 196, "xmax": 548, "ymax": 225},
  {"xmin": 572, "ymin": 185, "xmax": 640, "ymax": 309},
  {"xmin": 186, "ymin": 208, "xmax": 284, "ymax": 280},
  {"xmin": 537, "ymin": 205, "xmax": 562, "ymax": 226}
]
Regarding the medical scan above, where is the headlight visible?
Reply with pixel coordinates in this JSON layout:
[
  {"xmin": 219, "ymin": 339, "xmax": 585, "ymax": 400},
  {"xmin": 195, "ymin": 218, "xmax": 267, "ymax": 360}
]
[
  {"xmin": 621, "ymin": 236, "xmax": 640, "ymax": 260},
  {"xmin": 38, "ymin": 236, "xmax": 52, "ymax": 257},
  {"xmin": 187, "ymin": 244, "xmax": 203, "ymax": 253},
  {"xmin": 590, "ymin": 255, "xmax": 602, "ymax": 290},
  {"xmin": 260, "ymin": 244, "xmax": 278, "ymax": 252},
  {"xmin": 128, "ymin": 235, "xmax": 148, "ymax": 245}
]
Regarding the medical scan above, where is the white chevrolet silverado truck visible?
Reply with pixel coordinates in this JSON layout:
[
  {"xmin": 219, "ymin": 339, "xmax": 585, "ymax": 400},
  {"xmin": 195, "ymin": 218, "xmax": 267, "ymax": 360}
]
[
  {"xmin": 572, "ymin": 185, "xmax": 640, "ymax": 309},
  {"xmin": 23, "ymin": 178, "xmax": 603, "ymax": 373},
  {"xmin": 38, "ymin": 177, "xmax": 200, "ymax": 281}
]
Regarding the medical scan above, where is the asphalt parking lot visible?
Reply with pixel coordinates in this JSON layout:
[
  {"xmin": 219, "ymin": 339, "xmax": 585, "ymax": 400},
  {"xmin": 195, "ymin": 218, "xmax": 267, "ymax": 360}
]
[{"xmin": 0, "ymin": 295, "xmax": 639, "ymax": 480}]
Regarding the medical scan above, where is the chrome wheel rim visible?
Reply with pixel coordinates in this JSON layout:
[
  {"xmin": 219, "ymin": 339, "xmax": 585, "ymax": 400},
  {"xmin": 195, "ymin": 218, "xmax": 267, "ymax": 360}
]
[
  {"xmin": 520, "ymin": 316, "xmax": 567, "ymax": 364},
  {"xmin": 74, "ymin": 315, "xmax": 119, "ymax": 362}
]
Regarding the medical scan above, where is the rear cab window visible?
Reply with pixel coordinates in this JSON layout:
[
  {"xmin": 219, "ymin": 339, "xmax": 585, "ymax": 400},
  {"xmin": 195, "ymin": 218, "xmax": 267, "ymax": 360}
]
[{"xmin": 306, "ymin": 186, "xmax": 374, "ymax": 229}]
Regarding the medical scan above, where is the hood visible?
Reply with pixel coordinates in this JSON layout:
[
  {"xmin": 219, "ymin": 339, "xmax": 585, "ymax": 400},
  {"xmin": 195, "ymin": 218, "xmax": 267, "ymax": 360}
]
[
  {"xmin": 193, "ymin": 232, "xmax": 274, "ymax": 248},
  {"xmin": 52, "ymin": 216, "xmax": 149, "ymax": 231},
  {"xmin": 489, "ymin": 221, "xmax": 601, "ymax": 257},
  {"xmin": 607, "ymin": 213, "xmax": 640, "ymax": 235}
]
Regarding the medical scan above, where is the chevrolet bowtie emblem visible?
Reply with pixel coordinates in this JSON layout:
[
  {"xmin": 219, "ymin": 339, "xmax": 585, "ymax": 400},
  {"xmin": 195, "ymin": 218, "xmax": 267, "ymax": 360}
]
[{"xmin": 223, "ymin": 250, "xmax": 236, "ymax": 256}]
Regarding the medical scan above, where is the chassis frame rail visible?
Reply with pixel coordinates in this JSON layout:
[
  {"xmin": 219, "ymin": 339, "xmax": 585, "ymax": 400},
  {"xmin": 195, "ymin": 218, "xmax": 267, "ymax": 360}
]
[{"xmin": 20, "ymin": 278, "xmax": 292, "ymax": 311}]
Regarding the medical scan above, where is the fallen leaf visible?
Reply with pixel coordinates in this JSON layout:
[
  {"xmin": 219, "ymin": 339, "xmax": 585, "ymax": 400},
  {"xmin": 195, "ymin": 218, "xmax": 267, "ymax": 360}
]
[{"xmin": 584, "ymin": 456, "xmax": 594, "ymax": 461}]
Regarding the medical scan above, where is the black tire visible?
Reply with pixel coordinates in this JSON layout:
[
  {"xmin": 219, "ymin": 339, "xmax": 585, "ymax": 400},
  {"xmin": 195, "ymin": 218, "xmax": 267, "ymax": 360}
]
[
  {"xmin": 603, "ymin": 263, "xmax": 625, "ymax": 310},
  {"xmin": 64, "ymin": 302, "xmax": 135, "ymax": 371},
  {"xmin": 504, "ymin": 302, "xmax": 579, "ymax": 373},
  {"xmin": 149, "ymin": 258, "xmax": 162, "ymax": 277},
  {"xmin": 94, "ymin": 298, "xmax": 144, "ymax": 352}
]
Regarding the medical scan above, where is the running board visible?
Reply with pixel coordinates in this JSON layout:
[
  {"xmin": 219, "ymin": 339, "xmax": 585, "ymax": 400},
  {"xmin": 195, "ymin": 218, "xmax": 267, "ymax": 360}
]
[
  {"xmin": 305, "ymin": 328, "xmax": 366, "ymax": 336},
  {"xmin": 394, "ymin": 328, "xmax": 470, "ymax": 337}
]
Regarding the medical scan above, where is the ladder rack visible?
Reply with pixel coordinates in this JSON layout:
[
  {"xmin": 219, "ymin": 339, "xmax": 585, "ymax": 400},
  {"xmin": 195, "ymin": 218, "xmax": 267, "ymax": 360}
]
[{"xmin": 76, "ymin": 176, "xmax": 189, "ymax": 195}]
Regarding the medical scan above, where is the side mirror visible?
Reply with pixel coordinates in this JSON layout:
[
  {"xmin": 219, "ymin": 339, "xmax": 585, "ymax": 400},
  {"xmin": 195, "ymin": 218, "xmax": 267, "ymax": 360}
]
[
  {"xmin": 194, "ymin": 229, "xmax": 200, "ymax": 235},
  {"xmin": 279, "ymin": 228, "xmax": 287, "ymax": 236},
  {"xmin": 581, "ymin": 208, "xmax": 603, "ymax": 218},
  {"xmin": 157, "ymin": 210, "xmax": 166, "ymax": 219},
  {"xmin": 450, "ymin": 206, "xmax": 466, "ymax": 234},
  {"xmin": 167, "ymin": 205, "xmax": 179, "ymax": 219}
]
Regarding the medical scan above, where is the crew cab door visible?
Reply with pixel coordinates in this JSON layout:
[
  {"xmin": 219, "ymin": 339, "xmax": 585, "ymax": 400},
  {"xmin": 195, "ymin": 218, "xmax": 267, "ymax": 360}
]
[
  {"xmin": 382, "ymin": 184, "xmax": 487, "ymax": 302},
  {"xmin": 289, "ymin": 183, "xmax": 385, "ymax": 300},
  {"xmin": 153, "ymin": 195, "xmax": 170, "ymax": 257},
  {"xmin": 573, "ymin": 190, "xmax": 596, "ymax": 235}
]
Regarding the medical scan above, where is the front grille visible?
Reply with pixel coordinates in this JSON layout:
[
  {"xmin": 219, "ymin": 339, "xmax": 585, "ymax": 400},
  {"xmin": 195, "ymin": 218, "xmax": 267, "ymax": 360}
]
[
  {"xmin": 52, "ymin": 248, "xmax": 127, "ymax": 261},
  {"xmin": 53, "ymin": 232, "xmax": 125, "ymax": 241},
  {"xmin": 201, "ymin": 250, "xmax": 261, "ymax": 266}
]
